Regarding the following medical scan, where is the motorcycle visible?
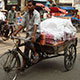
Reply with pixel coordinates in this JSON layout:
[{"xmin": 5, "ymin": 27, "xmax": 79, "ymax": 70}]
[
  {"xmin": 0, "ymin": 10, "xmax": 14, "ymax": 41},
  {"xmin": 0, "ymin": 20, "xmax": 9, "ymax": 41}
]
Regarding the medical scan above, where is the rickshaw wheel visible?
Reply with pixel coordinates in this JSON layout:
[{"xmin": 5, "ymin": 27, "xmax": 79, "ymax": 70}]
[
  {"xmin": 0, "ymin": 50, "xmax": 21, "ymax": 80},
  {"xmin": 2, "ymin": 37, "xmax": 9, "ymax": 41},
  {"xmin": 64, "ymin": 44, "xmax": 76, "ymax": 71}
]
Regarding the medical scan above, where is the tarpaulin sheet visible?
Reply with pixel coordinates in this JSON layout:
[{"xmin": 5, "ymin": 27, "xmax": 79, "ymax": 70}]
[
  {"xmin": 59, "ymin": 6, "xmax": 75, "ymax": 10},
  {"xmin": 49, "ymin": 7, "xmax": 67, "ymax": 14},
  {"xmin": 40, "ymin": 17, "xmax": 77, "ymax": 41}
]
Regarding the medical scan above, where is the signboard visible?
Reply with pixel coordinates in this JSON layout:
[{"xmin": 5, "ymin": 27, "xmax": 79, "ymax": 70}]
[
  {"xmin": 59, "ymin": 0, "xmax": 72, "ymax": 3},
  {"xmin": 7, "ymin": 0, "xmax": 18, "ymax": 5},
  {"xmin": 34, "ymin": 0, "xmax": 47, "ymax": 2}
]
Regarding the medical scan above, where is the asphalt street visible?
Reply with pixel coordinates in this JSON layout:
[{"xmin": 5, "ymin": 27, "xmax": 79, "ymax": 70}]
[{"xmin": 0, "ymin": 32, "xmax": 80, "ymax": 80}]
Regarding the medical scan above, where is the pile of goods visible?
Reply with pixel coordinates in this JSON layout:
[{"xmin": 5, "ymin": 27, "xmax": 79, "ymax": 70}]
[{"xmin": 39, "ymin": 17, "xmax": 77, "ymax": 45}]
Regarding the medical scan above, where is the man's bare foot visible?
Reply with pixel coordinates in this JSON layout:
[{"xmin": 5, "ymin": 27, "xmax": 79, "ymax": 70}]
[{"xmin": 31, "ymin": 53, "xmax": 39, "ymax": 63}]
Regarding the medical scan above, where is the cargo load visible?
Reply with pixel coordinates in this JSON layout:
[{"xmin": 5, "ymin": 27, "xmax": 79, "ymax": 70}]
[{"xmin": 39, "ymin": 17, "xmax": 77, "ymax": 45}]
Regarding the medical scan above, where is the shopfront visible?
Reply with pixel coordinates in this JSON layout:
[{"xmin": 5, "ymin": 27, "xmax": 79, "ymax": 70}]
[{"xmin": 5, "ymin": 0, "xmax": 21, "ymax": 11}]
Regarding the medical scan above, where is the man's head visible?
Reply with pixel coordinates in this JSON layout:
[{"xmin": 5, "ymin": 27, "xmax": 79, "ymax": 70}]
[
  {"xmin": 27, "ymin": 0, "xmax": 36, "ymax": 12},
  {"xmin": 12, "ymin": 6, "xmax": 16, "ymax": 11},
  {"xmin": 48, "ymin": 0, "xmax": 53, "ymax": 3}
]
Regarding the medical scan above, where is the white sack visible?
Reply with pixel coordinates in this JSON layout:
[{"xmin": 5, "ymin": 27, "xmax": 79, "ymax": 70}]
[
  {"xmin": 0, "ymin": 12, "xmax": 5, "ymax": 21},
  {"xmin": 40, "ymin": 17, "xmax": 77, "ymax": 40}
]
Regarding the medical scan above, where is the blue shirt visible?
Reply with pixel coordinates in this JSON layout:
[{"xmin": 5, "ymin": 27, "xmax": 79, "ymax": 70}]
[{"xmin": 17, "ymin": 17, "xmax": 22, "ymax": 25}]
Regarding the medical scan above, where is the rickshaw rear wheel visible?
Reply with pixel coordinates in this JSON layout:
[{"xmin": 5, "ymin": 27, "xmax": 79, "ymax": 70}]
[{"xmin": 64, "ymin": 44, "xmax": 76, "ymax": 71}]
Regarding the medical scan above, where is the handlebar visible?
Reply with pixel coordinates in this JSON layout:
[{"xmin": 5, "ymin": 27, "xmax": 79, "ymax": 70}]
[
  {"xmin": 11, "ymin": 36, "xmax": 31, "ymax": 42},
  {"xmin": 8, "ymin": 23, "xmax": 14, "ymax": 26}
]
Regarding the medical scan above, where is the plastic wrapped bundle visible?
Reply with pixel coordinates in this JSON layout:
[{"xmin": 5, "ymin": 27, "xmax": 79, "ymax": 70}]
[{"xmin": 39, "ymin": 17, "xmax": 77, "ymax": 43}]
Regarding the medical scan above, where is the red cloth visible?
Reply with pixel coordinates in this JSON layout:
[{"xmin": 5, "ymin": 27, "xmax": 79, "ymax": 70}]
[{"xmin": 49, "ymin": 7, "xmax": 67, "ymax": 15}]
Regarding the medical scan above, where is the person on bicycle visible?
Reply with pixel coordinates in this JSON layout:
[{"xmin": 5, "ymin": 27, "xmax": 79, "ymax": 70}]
[{"xmin": 12, "ymin": 0, "xmax": 41, "ymax": 66}]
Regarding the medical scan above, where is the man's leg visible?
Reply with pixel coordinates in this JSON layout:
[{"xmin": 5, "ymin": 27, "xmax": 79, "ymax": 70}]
[
  {"xmin": 24, "ymin": 41, "xmax": 39, "ymax": 63},
  {"xmin": 21, "ymin": 42, "xmax": 31, "ymax": 71},
  {"xmin": 23, "ymin": 42, "xmax": 31, "ymax": 65}
]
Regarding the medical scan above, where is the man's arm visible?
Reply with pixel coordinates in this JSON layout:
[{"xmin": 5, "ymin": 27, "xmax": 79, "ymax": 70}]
[
  {"xmin": 7, "ymin": 11, "xmax": 11, "ymax": 21},
  {"xmin": 31, "ymin": 24, "xmax": 37, "ymax": 42},
  {"xmin": 32, "ymin": 25, "xmax": 37, "ymax": 36},
  {"xmin": 14, "ymin": 11, "xmax": 17, "ymax": 22},
  {"xmin": 31, "ymin": 11, "xmax": 41, "ymax": 42},
  {"xmin": 13, "ymin": 12, "xmax": 27, "ymax": 36}
]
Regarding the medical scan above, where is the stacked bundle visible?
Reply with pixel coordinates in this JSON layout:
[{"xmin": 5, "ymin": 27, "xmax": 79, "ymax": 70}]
[
  {"xmin": 45, "ymin": 33, "xmax": 54, "ymax": 44},
  {"xmin": 39, "ymin": 17, "xmax": 77, "ymax": 45}
]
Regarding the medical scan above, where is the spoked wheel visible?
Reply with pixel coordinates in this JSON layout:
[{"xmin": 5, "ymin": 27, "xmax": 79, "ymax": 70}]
[
  {"xmin": 64, "ymin": 44, "xmax": 77, "ymax": 71},
  {"xmin": 2, "ymin": 37, "xmax": 9, "ymax": 41},
  {"xmin": 0, "ymin": 50, "xmax": 20, "ymax": 80}
]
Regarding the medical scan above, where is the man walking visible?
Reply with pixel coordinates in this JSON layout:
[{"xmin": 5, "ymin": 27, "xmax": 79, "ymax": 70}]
[{"xmin": 7, "ymin": 6, "xmax": 16, "ymax": 31}]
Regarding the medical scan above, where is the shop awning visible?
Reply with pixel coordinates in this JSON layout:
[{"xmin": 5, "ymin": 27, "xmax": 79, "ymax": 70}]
[{"xmin": 59, "ymin": 6, "xmax": 75, "ymax": 10}]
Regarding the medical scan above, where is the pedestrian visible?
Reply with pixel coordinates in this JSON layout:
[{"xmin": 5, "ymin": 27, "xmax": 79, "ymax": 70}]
[
  {"xmin": 12, "ymin": 0, "xmax": 41, "ymax": 70},
  {"xmin": 16, "ymin": 11, "xmax": 22, "ymax": 28},
  {"xmin": 7, "ymin": 6, "xmax": 17, "ymax": 31}
]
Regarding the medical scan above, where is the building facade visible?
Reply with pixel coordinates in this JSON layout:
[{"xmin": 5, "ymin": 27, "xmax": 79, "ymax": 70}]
[
  {"xmin": 4, "ymin": 0, "xmax": 80, "ymax": 11},
  {"xmin": 58, "ymin": 0, "xmax": 72, "ymax": 6},
  {"xmin": 73, "ymin": 0, "xmax": 80, "ymax": 6},
  {"xmin": 59, "ymin": 0, "xmax": 72, "ymax": 3},
  {"xmin": 58, "ymin": 0, "xmax": 80, "ymax": 7},
  {"xmin": 4, "ymin": 0, "xmax": 22, "ymax": 11}
]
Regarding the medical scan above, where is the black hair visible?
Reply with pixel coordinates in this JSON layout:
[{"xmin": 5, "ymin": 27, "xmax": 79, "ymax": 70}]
[
  {"xmin": 27, "ymin": 0, "xmax": 36, "ymax": 6},
  {"xmin": 35, "ymin": 6, "xmax": 43, "ymax": 12}
]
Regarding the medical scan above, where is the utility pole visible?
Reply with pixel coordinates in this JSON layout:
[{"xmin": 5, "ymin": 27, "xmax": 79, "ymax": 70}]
[
  {"xmin": 21, "ymin": 0, "xmax": 26, "ymax": 11},
  {"xmin": 72, "ymin": 0, "xmax": 74, "ymax": 7}
]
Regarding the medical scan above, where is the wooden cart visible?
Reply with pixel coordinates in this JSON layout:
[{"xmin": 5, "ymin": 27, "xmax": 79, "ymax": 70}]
[{"xmin": 35, "ymin": 37, "xmax": 77, "ymax": 71}]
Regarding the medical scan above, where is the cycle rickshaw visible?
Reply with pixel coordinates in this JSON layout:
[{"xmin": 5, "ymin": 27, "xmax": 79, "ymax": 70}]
[{"xmin": 0, "ymin": 34, "xmax": 77, "ymax": 80}]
